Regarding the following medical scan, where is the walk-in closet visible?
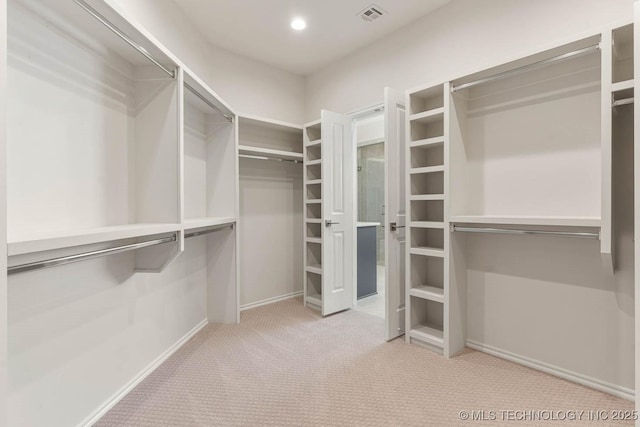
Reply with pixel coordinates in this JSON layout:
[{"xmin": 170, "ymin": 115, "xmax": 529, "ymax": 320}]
[{"xmin": 0, "ymin": 0, "xmax": 638, "ymax": 426}]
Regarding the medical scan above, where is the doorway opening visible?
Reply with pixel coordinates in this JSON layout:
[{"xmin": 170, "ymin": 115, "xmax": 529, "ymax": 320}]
[{"xmin": 353, "ymin": 112, "xmax": 386, "ymax": 319}]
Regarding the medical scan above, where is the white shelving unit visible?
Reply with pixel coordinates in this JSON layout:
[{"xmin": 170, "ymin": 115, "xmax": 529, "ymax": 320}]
[
  {"xmin": 607, "ymin": 23, "xmax": 635, "ymax": 273},
  {"xmin": 182, "ymin": 70, "xmax": 239, "ymax": 323},
  {"xmin": 303, "ymin": 120, "xmax": 323, "ymax": 312},
  {"xmin": 8, "ymin": 0, "xmax": 184, "ymax": 272},
  {"xmin": 237, "ymin": 114, "xmax": 304, "ymax": 311},
  {"xmin": 404, "ymin": 31, "xmax": 623, "ymax": 363},
  {"xmin": 449, "ymin": 35, "xmax": 604, "ymax": 229},
  {"xmin": 5, "ymin": 1, "xmax": 241, "ymax": 424},
  {"xmin": 405, "ymin": 83, "xmax": 448, "ymax": 355}
]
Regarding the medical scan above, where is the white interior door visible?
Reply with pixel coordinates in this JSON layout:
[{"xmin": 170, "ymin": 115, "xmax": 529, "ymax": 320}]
[
  {"xmin": 322, "ymin": 110, "xmax": 355, "ymax": 316},
  {"xmin": 384, "ymin": 87, "xmax": 407, "ymax": 340}
]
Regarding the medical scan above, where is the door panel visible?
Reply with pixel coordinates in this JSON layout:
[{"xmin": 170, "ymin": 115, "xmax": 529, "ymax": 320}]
[
  {"xmin": 322, "ymin": 110, "xmax": 355, "ymax": 315},
  {"xmin": 385, "ymin": 87, "xmax": 407, "ymax": 340}
]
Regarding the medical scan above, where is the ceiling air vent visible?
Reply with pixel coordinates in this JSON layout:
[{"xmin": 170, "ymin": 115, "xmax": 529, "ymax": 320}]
[{"xmin": 358, "ymin": 5, "xmax": 385, "ymax": 22}]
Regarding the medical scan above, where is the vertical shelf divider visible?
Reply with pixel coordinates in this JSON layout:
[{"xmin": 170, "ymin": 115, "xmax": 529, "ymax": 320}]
[
  {"xmin": 405, "ymin": 83, "xmax": 453, "ymax": 355},
  {"xmin": 303, "ymin": 121, "xmax": 323, "ymax": 311}
]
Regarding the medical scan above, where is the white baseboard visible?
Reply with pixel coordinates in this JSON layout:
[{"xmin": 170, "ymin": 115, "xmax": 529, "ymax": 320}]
[
  {"xmin": 80, "ymin": 319, "xmax": 209, "ymax": 427},
  {"xmin": 240, "ymin": 291, "xmax": 303, "ymax": 311},
  {"xmin": 466, "ymin": 340, "xmax": 635, "ymax": 401}
]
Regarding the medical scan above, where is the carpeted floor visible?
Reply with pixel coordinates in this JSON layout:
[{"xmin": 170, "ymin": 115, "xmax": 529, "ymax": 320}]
[{"xmin": 97, "ymin": 298, "xmax": 634, "ymax": 426}]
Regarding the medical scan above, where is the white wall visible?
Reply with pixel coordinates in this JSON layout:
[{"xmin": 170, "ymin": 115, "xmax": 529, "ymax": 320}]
[
  {"xmin": 305, "ymin": 0, "xmax": 635, "ymax": 394},
  {"xmin": 239, "ymin": 159, "xmax": 303, "ymax": 308},
  {"xmin": 356, "ymin": 114, "xmax": 384, "ymax": 145},
  {"xmin": 112, "ymin": 0, "xmax": 305, "ymax": 125},
  {"xmin": 305, "ymin": 0, "xmax": 632, "ymax": 120}
]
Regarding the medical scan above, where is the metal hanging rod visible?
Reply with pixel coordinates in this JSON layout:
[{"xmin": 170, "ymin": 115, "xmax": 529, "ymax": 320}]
[
  {"xmin": 184, "ymin": 83, "xmax": 233, "ymax": 122},
  {"xmin": 8, "ymin": 234, "xmax": 177, "ymax": 276},
  {"xmin": 452, "ymin": 225, "xmax": 599, "ymax": 239},
  {"xmin": 73, "ymin": 0, "xmax": 176, "ymax": 79},
  {"xmin": 613, "ymin": 97, "xmax": 634, "ymax": 107},
  {"xmin": 451, "ymin": 44, "xmax": 601, "ymax": 93},
  {"xmin": 239, "ymin": 154, "xmax": 303, "ymax": 164},
  {"xmin": 185, "ymin": 224, "xmax": 234, "ymax": 239}
]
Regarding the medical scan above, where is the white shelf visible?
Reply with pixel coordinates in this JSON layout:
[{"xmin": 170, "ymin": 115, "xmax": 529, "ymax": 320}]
[
  {"xmin": 237, "ymin": 113, "xmax": 303, "ymax": 131},
  {"xmin": 450, "ymin": 215, "xmax": 601, "ymax": 227},
  {"xmin": 305, "ymin": 295, "xmax": 322, "ymax": 307},
  {"xmin": 305, "ymin": 139, "xmax": 322, "ymax": 147},
  {"xmin": 410, "ymin": 194, "xmax": 445, "ymax": 201},
  {"xmin": 410, "ymin": 136, "xmax": 445, "ymax": 148},
  {"xmin": 306, "ymin": 179, "xmax": 321, "ymax": 185},
  {"xmin": 238, "ymin": 145, "xmax": 303, "ymax": 161},
  {"xmin": 183, "ymin": 217, "xmax": 236, "ymax": 231},
  {"xmin": 410, "ymin": 221, "xmax": 445, "ymax": 229},
  {"xmin": 612, "ymin": 79, "xmax": 634, "ymax": 93},
  {"xmin": 306, "ymin": 199, "xmax": 322, "ymax": 204},
  {"xmin": 306, "ymin": 219, "xmax": 322, "ymax": 224},
  {"xmin": 409, "ymin": 108, "xmax": 445, "ymax": 124},
  {"xmin": 410, "ymin": 165, "xmax": 445, "ymax": 175},
  {"xmin": 409, "ymin": 325, "xmax": 444, "ymax": 347},
  {"xmin": 8, "ymin": 223, "xmax": 181, "ymax": 257},
  {"xmin": 306, "ymin": 238, "xmax": 322, "ymax": 244},
  {"xmin": 410, "ymin": 247, "xmax": 445, "ymax": 258},
  {"xmin": 410, "ymin": 286, "xmax": 444, "ymax": 303},
  {"xmin": 306, "ymin": 265, "xmax": 322, "ymax": 275},
  {"xmin": 306, "ymin": 159, "xmax": 322, "ymax": 166}
]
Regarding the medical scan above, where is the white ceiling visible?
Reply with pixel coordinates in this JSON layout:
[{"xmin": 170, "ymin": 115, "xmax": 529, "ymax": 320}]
[{"xmin": 171, "ymin": 0, "xmax": 450, "ymax": 75}]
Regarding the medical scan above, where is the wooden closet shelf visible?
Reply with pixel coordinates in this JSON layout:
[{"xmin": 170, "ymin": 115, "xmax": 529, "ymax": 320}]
[
  {"xmin": 305, "ymin": 295, "xmax": 322, "ymax": 307},
  {"xmin": 410, "ymin": 165, "xmax": 445, "ymax": 175},
  {"xmin": 183, "ymin": 217, "xmax": 236, "ymax": 231},
  {"xmin": 410, "ymin": 247, "xmax": 445, "ymax": 258},
  {"xmin": 409, "ymin": 107, "xmax": 445, "ymax": 124},
  {"xmin": 8, "ymin": 223, "xmax": 181, "ymax": 257},
  {"xmin": 410, "ymin": 325, "xmax": 444, "ymax": 347},
  {"xmin": 410, "ymin": 221, "xmax": 445, "ymax": 229},
  {"xmin": 410, "ymin": 286, "xmax": 444, "ymax": 303},
  {"xmin": 305, "ymin": 139, "xmax": 322, "ymax": 147},
  {"xmin": 410, "ymin": 137, "xmax": 445, "ymax": 148},
  {"xmin": 410, "ymin": 195, "xmax": 445, "ymax": 201},
  {"xmin": 611, "ymin": 79, "xmax": 634, "ymax": 93},
  {"xmin": 450, "ymin": 215, "xmax": 601, "ymax": 227},
  {"xmin": 306, "ymin": 265, "xmax": 322, "ymax": 275},
  {"xmin": 238, "ymin": 145, "xmax": 303, "ymax": 161}
]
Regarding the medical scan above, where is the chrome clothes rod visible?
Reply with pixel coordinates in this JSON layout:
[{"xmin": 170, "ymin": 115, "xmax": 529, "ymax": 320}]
[
  {"xmin": 184, "ymin": 83, "xmax": 233, "ymax": 122},
  {"xmin": 239, "ymin": 154, "xmax": 303, "ymax": 164},
  {"xmin": 8, "ymin": 234, "xmax": 177, "ymax": 275},
  {"xmin": 185, "ymin": 224, "xmax": 234, "ymax": 239},
  {"xmin": 613, "ymin": 97, "xmax": 634, "ymax": 107},
  {"xmin": 73, "ymin": 0, "xmax": 176, "ymax": 79},
  {"xmin": 452, "ymin": 226, "xmax": 600, "ymax": 239},
  {"xmin": 451, "ymin": 44, "xmax": 600, "ymax": 93}
]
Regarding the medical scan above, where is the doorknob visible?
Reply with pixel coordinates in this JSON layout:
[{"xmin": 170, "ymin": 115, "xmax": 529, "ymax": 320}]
[
  {"xmin": 390, "ymin": 222, "xmax": 405, "ymax": 232},
  {"xmin": 325, "ymin": 220, "xmax": 340, "ymax": 227}
]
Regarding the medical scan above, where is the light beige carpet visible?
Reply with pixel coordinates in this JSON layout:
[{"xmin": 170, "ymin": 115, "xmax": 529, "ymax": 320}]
[{"xmin": 97, "ymin": 298, "xmax": 633, "ymax": 426}]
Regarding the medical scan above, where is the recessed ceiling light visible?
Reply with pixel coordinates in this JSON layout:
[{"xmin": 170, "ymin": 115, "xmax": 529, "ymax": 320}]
[{"xmin": 291, "ymin": 18, "xmax": 306, "ymax": 31}]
